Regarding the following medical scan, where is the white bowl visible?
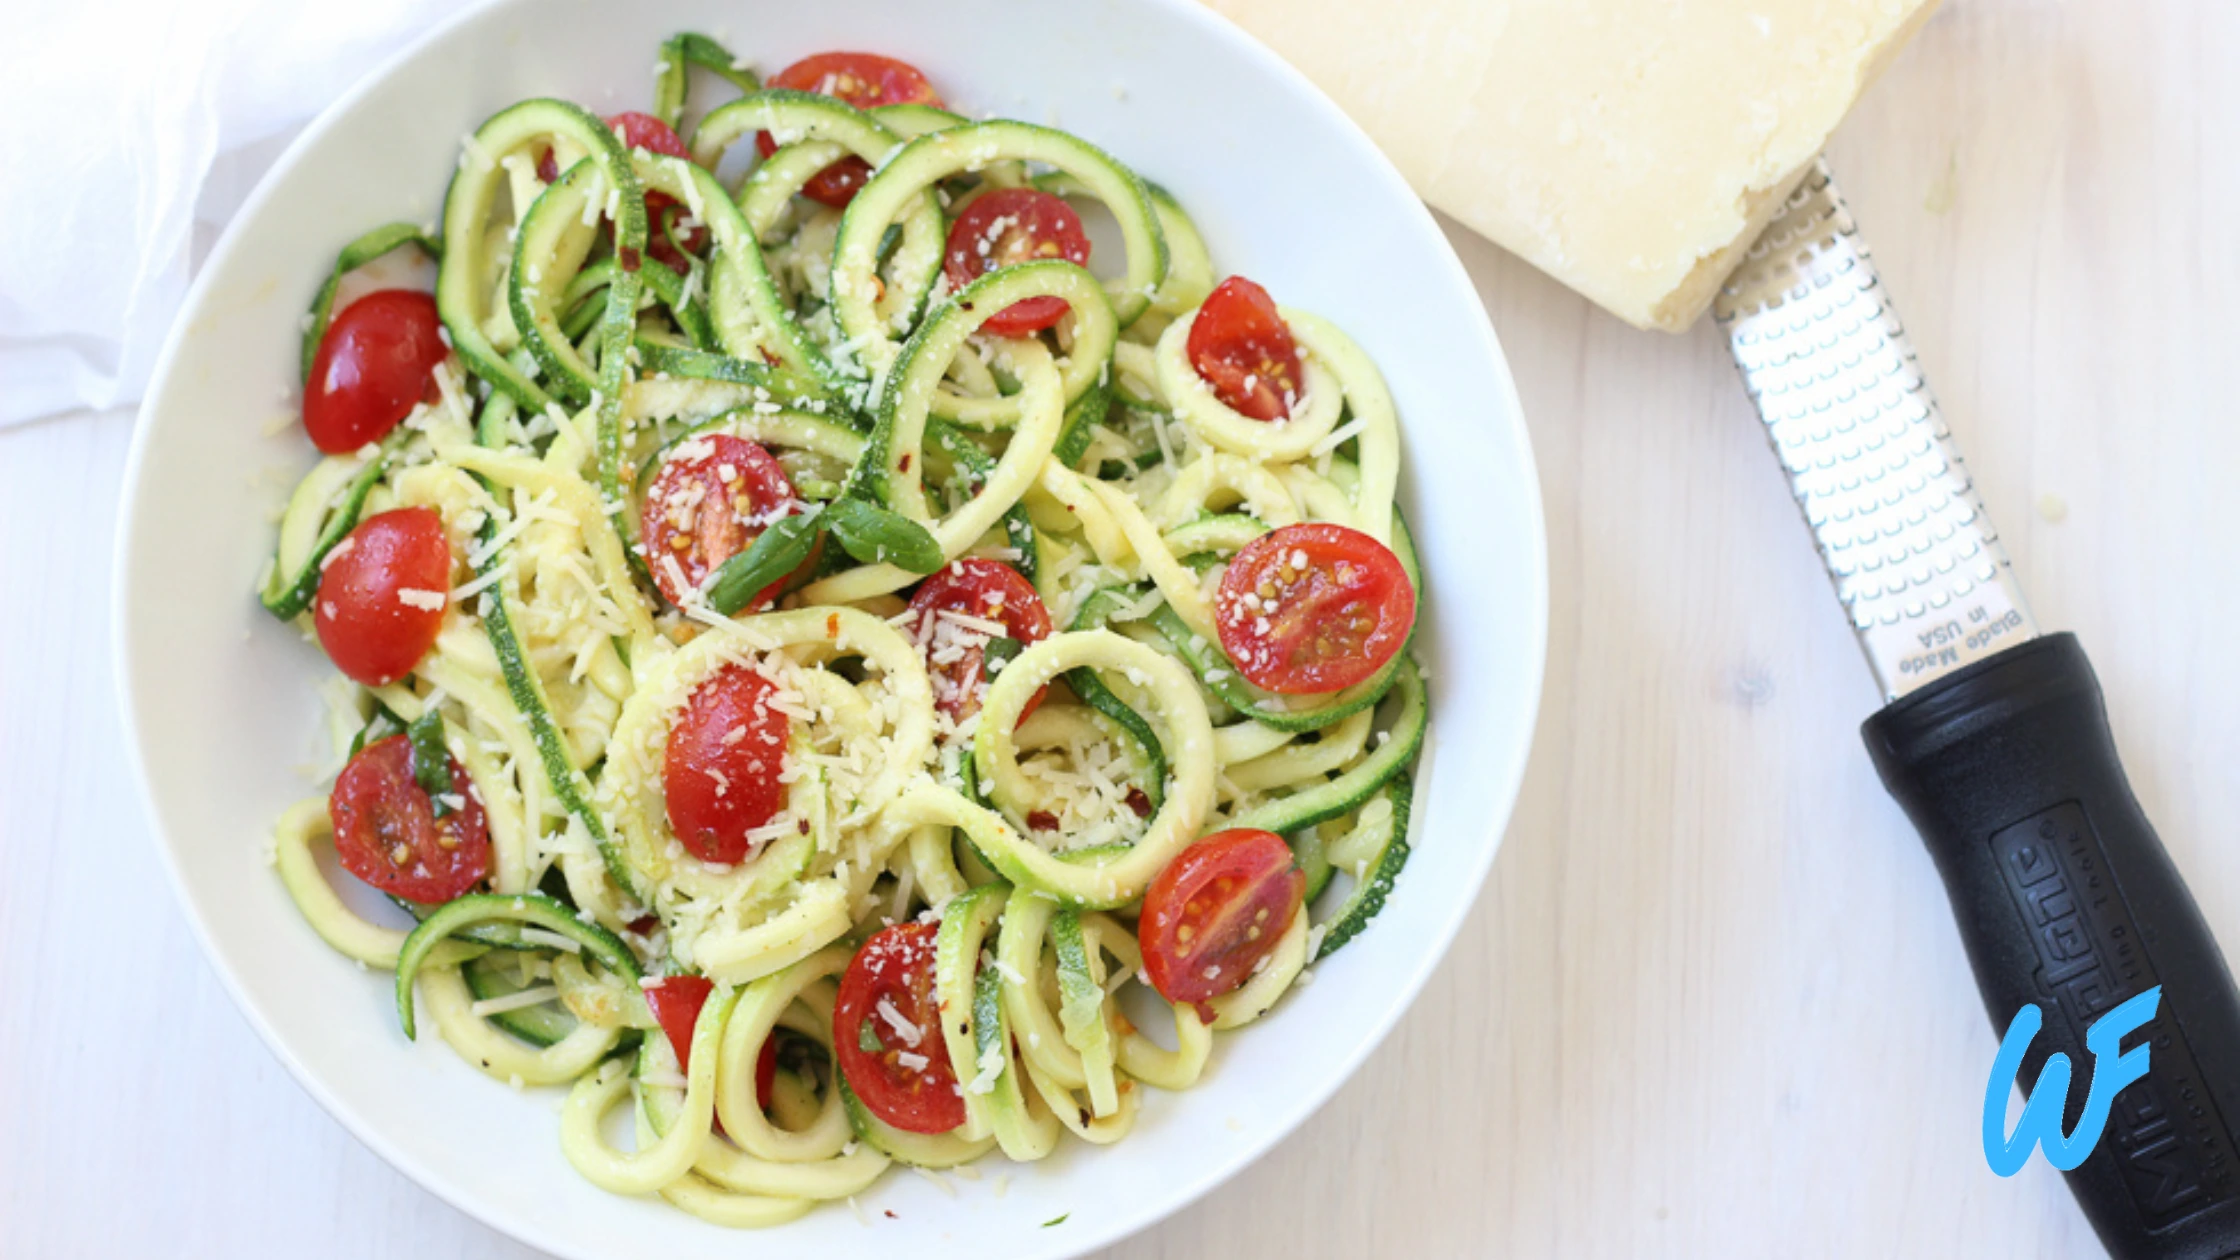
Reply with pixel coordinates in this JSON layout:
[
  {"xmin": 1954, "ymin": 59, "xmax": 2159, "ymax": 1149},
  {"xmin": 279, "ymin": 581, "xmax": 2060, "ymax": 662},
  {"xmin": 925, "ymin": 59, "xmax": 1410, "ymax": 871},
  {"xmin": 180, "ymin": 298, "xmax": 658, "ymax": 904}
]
[{"xmin": 114, "ymin": 0, "xmax": 1547, "ymax": 1254}]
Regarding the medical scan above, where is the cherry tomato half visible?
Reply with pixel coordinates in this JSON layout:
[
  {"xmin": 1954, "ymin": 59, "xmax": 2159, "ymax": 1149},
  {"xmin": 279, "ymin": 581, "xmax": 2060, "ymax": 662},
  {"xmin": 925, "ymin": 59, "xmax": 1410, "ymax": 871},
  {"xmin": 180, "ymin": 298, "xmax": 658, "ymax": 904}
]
[
  {"xmin": 640, "ymin": 434, "xmax": 811, "ymax": 611},
  {"xmin": 941, "ymin": 188, "xmax": 1091, "ymax": 337},
  {"xmin": 1140, "ymin": 829, "xmax": 1304, "ymax": 1015},
  {"xmin": 834, "ymin": 922, "xmax": 966, "ymax": 1134},
  {"xmin": 1214, "ymin": 522, "xmax": 1415, "ymax": 695},
  {"xmin": 663, "ymin": 664, "xmax": 791, "ymax": 865},
  {"xmin": 303, "ymin": 290, "xmax": 449, "ymax": 454},
  {"xmin": 315, "ymin": 507, "xmax": 452, "ymax": 687},
  {"xmin": 604, "ymin": 111, "xmax": 706, "ymax": 272},
  {"xmin": 644, "ymin": 974, "xmax": 779, "ymax": 1108},
  {"xmin": 329, "ymin": 735, "xmax": 490, "ymax": 904},
  {"xmin": 907, "ymin": 558, "xmax": 1052, "ymax": 725},
  {"xmin": 1186, "ymin": 276, "xmax": 1304, "ymax": 421},
  {"xmin": 607, "ymin": 110, "xmax": 689, "ymax": 159},
  {"xmin": 757, "ymin": 52, "xmax": 942, "ymax": 207}
]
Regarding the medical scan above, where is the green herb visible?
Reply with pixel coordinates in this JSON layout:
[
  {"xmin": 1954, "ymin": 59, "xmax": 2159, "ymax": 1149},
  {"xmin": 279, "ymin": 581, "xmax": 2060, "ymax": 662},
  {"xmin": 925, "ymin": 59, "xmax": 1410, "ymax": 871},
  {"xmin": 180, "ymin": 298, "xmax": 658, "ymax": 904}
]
[
  {"xmin": 705, "ymin": 510, "xmax": 824, "ymax": 614},
  {"xmin": 858, "ymin": 1020, "xmax": 884, "ymax": 1055},
  {"xmin": 346, "ymin": 703, "xmax": 404, "ymax": 763},
  {"xmin": 1042, "ymin": 1214, "xmax": 1070, "ymax": 1228},
  {"xmin": 823, "ymin": 497, "xmax": 944, "ymax": 574},
  {"xmin": 981, "ymin": 635, "xmax": 1024, "ymax": 676},
  {"xmin": 406, "ymin": 709, "xmax": 456, "ymax": 816}
]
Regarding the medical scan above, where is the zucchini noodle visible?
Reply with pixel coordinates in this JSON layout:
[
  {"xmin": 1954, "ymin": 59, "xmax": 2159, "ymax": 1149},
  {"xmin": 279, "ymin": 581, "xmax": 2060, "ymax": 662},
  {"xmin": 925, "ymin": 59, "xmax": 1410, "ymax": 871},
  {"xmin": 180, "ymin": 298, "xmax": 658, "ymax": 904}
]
[{"xmin": 257, "ymin": 32, "xmax": 1439, "ymax": 1228}]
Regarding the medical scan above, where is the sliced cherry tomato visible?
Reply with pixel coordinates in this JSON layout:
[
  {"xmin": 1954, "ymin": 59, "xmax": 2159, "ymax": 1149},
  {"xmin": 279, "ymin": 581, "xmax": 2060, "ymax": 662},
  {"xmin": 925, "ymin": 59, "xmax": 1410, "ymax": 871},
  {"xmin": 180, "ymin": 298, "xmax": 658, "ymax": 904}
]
[
  {"xmin": 941, "ymin": 188, "xmax": 1091, "ymax": 337},
  {"xmin": 315, "ymin": 507, "xmax": 452, "ymax": 687},
  {"xmin": 603, "ymin": 111, "xmax": 705, "ymax": 272},
  {"xmin": 834, "ymin": 922, "xmax": 965, "ymax": 1134},
  {"xmin": 906, "ymin": 558, "xmax": 1052, "ymax": 724},
  {"xmin": 640, "ymin": 434, "xmax": 811, "ymax": 611},
  {"xmin": 757, "ymin": 52, "xmax": 942, "ymax": 207},
  {"xmin": 1214, "ymin": 522, "xmax": 1415, "ymax": 695},
  {"xmin": 645, "ymin": 974, "xmax": 715, "ymax": 1072},
  {"xmin": 303, "ymin": 290, "xmax": 449, "ymax": 454},
  {"xmin": 1186, "ymin": 276, "xmax": 1304, "ymax": 421},
  {"xmin": 607, "ymin": 110, "xmax": 689, "ymax": 160},
  {"xmin": 1140, "ymin": 829, "xmax": 1305, "ymax": 1016},
  {"xmin": 645, "ymin": 975, "xmax": 776, "ymax": 1114},
  {"xmin": 663, "ymin": 664, "xmax": 791, "ymax": 865},
  {"xmin": 328, "ymin": 735, "xmax": 490, "ymax": 903}
]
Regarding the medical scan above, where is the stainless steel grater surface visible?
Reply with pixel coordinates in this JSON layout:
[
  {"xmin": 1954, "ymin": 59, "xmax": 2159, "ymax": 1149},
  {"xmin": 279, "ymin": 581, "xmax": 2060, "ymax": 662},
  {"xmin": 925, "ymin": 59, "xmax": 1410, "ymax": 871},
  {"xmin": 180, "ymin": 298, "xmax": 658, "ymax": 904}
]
[{"xmin": 1714, "ymin": 159, "xmax": 2036, "ymax": 700}]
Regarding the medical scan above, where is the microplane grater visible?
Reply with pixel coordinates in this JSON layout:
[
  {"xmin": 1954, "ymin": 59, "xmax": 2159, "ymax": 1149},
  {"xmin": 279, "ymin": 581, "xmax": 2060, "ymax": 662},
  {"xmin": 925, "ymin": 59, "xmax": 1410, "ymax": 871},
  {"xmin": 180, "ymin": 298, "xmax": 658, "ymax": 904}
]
[
  {"xmin": 1713, "ymin": 158, "xmax": 2240, "ymax": 1259},
  {"xmin": 1715, "ymin": 158, "xmax": 2034, "ymax": 700}
]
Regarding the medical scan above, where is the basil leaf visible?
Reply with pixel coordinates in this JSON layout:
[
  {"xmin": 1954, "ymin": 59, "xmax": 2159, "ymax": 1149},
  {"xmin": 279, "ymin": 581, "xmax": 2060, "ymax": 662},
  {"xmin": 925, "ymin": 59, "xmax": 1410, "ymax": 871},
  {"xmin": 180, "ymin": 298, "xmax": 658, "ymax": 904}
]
[
  {"xmin": 824, "ymin": 498, "xmax": 944, "ymax": 574},
  {"xmin": 406, "ymin": 710, "xmax": 455, "ymax": 816},
  {"xmin": 704, "ymin": 510, "xmax": 823, "ymax": 615},
  {"xmin": 346, "ymin": 705, "xmax": 402, "ymax": 763},
  {"xmin": 982, "ymin": 635, "xmax": 1024, "ymax": 676}
]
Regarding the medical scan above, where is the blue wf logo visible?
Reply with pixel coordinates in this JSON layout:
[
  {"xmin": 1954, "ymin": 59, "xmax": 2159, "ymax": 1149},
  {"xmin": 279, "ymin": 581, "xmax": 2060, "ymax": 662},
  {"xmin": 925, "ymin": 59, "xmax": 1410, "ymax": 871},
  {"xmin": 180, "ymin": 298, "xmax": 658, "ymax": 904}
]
[{"xmin": 1983, "ymin": 986, "xmax": 2161, "ymax": 1176}]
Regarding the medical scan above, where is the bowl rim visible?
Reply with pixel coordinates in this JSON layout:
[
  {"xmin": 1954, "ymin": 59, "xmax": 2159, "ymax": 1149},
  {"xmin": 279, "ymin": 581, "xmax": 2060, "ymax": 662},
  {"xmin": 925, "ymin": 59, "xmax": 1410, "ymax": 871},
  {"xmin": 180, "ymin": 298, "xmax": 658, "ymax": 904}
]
[{"xmin": 111, "ymin": 0, "xmax": 1548, "ymax": 1254}]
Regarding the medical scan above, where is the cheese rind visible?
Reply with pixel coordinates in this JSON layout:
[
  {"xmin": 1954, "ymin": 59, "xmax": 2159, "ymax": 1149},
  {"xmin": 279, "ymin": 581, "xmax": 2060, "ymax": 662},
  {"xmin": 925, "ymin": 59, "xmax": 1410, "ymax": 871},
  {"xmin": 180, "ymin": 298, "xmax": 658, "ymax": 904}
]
[{"xmin": 1204, "ymin": 0, "xmax": 1941, "ymax": 331}]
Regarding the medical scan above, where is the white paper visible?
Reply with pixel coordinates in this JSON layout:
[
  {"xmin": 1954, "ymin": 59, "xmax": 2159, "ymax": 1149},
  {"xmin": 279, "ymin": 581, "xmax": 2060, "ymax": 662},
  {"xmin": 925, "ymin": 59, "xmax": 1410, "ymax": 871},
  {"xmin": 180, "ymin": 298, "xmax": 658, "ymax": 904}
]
[{"xmin": 0, "ymin": 0, "xmax": 456, "ymax": 428}]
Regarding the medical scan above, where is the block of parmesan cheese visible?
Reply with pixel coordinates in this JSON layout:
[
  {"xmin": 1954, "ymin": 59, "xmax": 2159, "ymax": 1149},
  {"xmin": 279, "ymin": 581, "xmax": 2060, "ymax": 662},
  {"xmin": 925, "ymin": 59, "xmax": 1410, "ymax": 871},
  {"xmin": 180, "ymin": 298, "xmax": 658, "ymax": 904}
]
[{"xmin": 1203, "ymin": 0, "xmax": 1941, "ymax": 331}]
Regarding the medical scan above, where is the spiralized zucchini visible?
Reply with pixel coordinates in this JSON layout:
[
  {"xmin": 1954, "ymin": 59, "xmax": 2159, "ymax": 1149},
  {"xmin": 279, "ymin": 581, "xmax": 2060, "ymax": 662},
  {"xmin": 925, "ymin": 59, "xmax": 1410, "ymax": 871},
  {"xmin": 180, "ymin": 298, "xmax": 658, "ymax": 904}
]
[{"xmin": 261, "ymin": 32, "xmax": 1435, "ymax": 1229}]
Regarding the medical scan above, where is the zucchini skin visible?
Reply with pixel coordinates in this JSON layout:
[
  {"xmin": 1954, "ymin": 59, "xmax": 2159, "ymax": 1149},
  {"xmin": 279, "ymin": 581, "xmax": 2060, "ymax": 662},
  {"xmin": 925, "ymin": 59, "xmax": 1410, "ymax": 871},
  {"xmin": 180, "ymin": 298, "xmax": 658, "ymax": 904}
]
[
  {"xmin": 1228, "ymin": 656, "xmax": 1428, "ymax": 838},
  {"xmin": 395, "ymin": 892, "xmax": 640, "ymax": 1040},
  {"xmin": 837, "ymin": 1077, "xmax": 996, "ymax": 1169},
  {"xmin": 633, "ymin": 341, "xmax": 827, "ymax": 408},
  {"xmin": 301, "ymin": 222, "xmax": 438, "ymax": 381},
  {"xmin": 436, "ymin": 98, "xmax": 647, "ymax": 415},
  {"xmin": 654, "ymin": 31, "xmax": 758, "ymax": 133},
  {"xmin": 459, "ymin": 384, "xmax": 648, "ymax": 908},
  {"xmin": 1059, "ymin": 585, "xmax": 1171, "ymax": 815},
  {"xmin": 462, "ymin": 951, "xmax": 580, "ymax": 1047},
  {"xmin": 257, "ymin": 441, "xmax": 394, "ymax": 620},
  {"xmin": 830, "ymin": 119, "xmax": 1168, "ymax": 356},
  {"xmin": 924, "ymin": 418, "xmax": 1042, "ymax": 581},
  {"xmin": 1312, "ymin": 775, "xmax": 1414, "ymax": 961}
]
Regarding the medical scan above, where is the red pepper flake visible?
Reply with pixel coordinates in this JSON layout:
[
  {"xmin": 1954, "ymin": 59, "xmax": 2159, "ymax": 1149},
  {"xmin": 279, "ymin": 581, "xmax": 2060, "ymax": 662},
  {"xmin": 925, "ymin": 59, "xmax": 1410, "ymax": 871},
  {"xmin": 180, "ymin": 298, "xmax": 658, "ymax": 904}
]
[
  {"xmin": 899, "ymin": 453, "xmax": 913, "ymax": 473},
  {"xmin": 536, "ymin": 148, "xmax": 558, "ymax": 182},
  {"xmin": 884, "ymin": 1210, "xmax": 898, "ymax": 1219},
  {"xmin": 1026, "ymin": 810, "xmax": 1059, "ymax": 832},
  {"xmin": 760, "ymin": 348, "xmax": 783, "ymax": 368},
  {"xmin": 627, "ymin": 914, "xmax": 661, "ymax": 937},
  {"xmin": 1124, "ymin": 787, "xmax": 1152, "ymax": 817},
  {"xmin": 618, "ymin": 246, "xmax": 642, "ymax": 273},
  {"xmin": 826, "ymin": 612, "xmax": 841, "ymax": 639}
]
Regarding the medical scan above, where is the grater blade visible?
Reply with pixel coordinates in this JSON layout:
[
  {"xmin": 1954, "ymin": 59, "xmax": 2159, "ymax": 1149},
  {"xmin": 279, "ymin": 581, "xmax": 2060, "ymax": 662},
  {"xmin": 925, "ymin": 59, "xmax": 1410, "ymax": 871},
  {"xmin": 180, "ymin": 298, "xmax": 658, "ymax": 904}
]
[{"xmin": 1715, "ymin": 158, "xmax": 2037, "ymax": 701}]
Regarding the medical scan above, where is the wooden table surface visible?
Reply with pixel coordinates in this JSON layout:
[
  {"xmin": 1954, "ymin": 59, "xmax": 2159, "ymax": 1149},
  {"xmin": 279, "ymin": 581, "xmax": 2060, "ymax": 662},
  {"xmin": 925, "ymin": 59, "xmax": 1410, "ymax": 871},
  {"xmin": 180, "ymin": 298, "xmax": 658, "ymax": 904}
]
[{"xmin": 5, "ymin": 1, "xmax": 2233, "ymax": 1254}]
